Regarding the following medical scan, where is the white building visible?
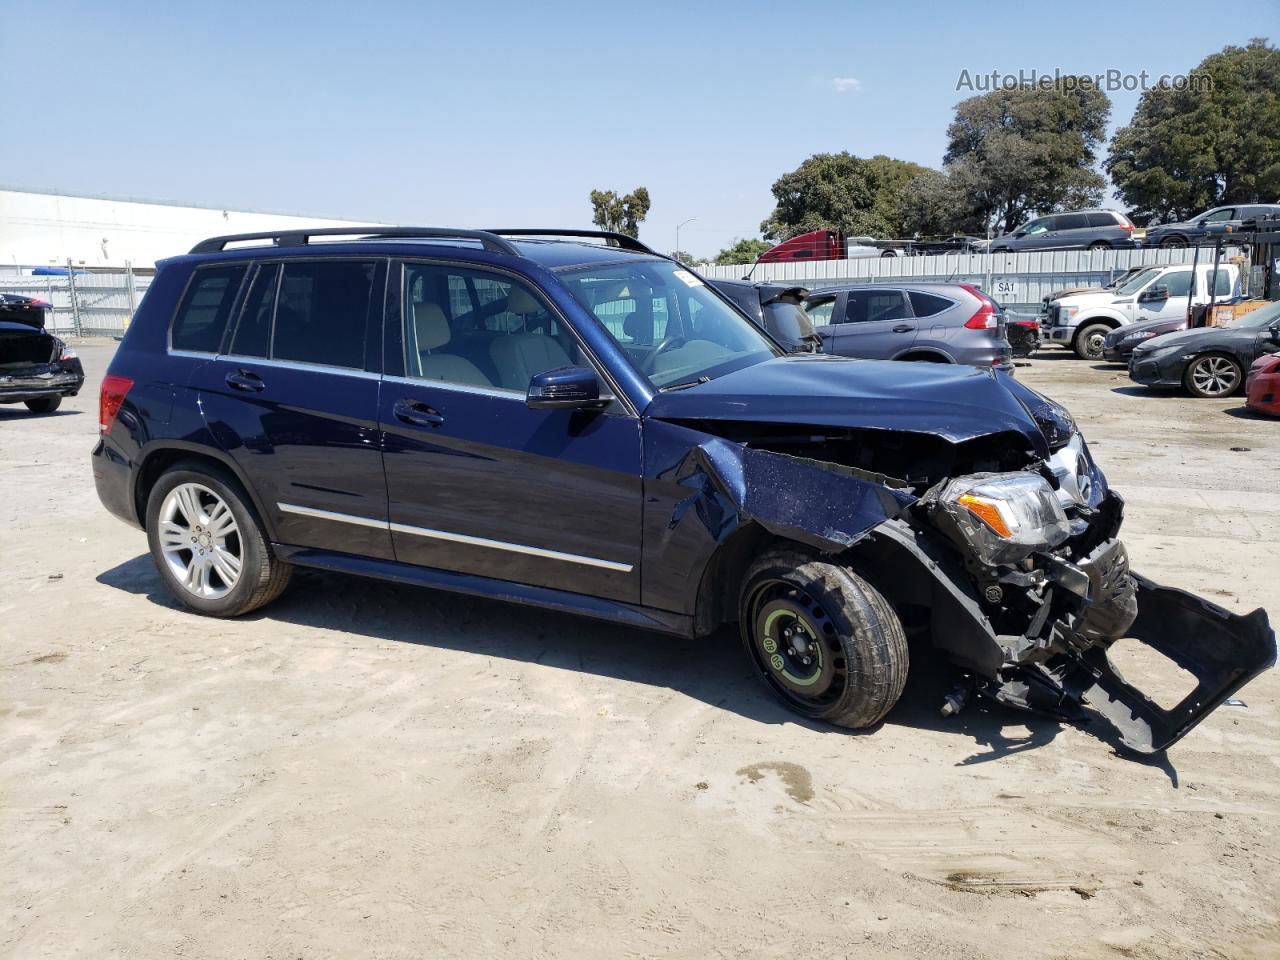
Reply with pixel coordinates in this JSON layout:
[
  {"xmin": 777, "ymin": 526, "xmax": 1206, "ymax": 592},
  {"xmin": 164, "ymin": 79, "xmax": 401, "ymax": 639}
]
[{"xmin": 0, "ymin": 187, "xmax": 386, "ymax": 271}]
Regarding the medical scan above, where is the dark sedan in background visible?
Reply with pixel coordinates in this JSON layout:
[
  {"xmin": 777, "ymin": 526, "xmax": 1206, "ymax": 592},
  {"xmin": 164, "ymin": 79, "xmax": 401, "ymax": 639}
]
[
  {"xmin": 708, "ymin": 279, "xmax": 822, "ymax": 353},
  {"xmin": 1129, "ymin": 300, "xmax": 1280, "ymax": 398},
  {"xmin": 1102, "ymin": 314, "xmax": 1190, "ymax": 362},
  {"xmin": 0, "ymin": 294, "xmax": 84, "ymax": 413}
]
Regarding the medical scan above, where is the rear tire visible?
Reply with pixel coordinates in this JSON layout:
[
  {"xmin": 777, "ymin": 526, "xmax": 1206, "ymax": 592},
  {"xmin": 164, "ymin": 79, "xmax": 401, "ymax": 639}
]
[
  {"xmin": 24, "ymin": 397, "xmax": 61, "ymax": 413},
  {"xmin": 1161, "ymin": 235, "xmax": 1188, "ymax": 248},
  {"xmin": 1183, "ymin": 353, "xmax": 1243, "ymax": 398},
  {"xmin": 145, "ymin": 463, "xmax": 292, "ymax": 617},
  {"xmin": 1074, "ymin": 322, "xmax": 1111, "ymax": 361},
  {"xmin": 740, "ymin": 547, "xmax": 908, "ymax": 729},
  {"xmin": 1088, "ymin": 241, "xmax": 1111, "ymax": 250}
]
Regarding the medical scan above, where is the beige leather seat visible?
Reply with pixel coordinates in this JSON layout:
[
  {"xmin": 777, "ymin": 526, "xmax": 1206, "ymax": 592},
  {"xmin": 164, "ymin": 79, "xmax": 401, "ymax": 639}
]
[
  {"xmin": 413, "ymin": 302, "xmax": 491, "ymax": 387},
  {"xmin": 489, "ymin": 286, "xmax": 572, "ymax": 390}
]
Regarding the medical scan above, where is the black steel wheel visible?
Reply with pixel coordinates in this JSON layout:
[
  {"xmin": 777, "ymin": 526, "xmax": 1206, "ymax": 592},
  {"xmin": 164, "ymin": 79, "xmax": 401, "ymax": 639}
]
[{"xmin": 739, "ymin": 548, "xmax": 908, "ymax": 729}]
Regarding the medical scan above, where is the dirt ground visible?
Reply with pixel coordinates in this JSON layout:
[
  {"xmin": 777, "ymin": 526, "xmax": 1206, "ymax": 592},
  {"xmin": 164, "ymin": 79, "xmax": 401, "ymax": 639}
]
[{"xmin": 2, "ymin": 341, "xmax": 1278, "ymax": 960}]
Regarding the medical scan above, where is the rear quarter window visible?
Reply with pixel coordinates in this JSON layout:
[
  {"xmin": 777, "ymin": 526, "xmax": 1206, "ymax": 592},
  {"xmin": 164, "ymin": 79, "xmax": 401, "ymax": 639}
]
[
  {"xmin": 170, "ymin": 265, "xmax": 248, "ymax": 353},
  {"xmin": 908, "ymin": 291, "xmax": 953, "ymax": 318}
]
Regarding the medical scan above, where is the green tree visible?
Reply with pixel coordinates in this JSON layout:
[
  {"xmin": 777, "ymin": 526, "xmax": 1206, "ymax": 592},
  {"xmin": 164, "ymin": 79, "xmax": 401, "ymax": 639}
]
[
  {"xmin": 898, "ymin": 169, "xmax": 981, "ymax": 237},
  {"xmin": 714, "ymin": 238, "xmax": 770, "ymax": 265},
  {"xmin": 1106, "ymin": 39, "xmax": 1280, "ymax": 223},
  {"xmin": 670, "ymin": 250, "xmax": 700, "ymax": 267},
  {"xmin": 759, "ymin": 153, "xmax": 933, "ymax": 241},
  {"xmin": 944, "ymin": 79, "xmax": 1111, "ymax": 232},
  {"xmin": 589, "ymin": 187, "xmax": 652, "ymax": 238}
]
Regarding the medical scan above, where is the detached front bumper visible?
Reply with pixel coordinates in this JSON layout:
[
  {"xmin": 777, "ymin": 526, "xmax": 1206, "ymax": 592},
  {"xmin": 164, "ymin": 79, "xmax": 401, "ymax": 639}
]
[{"xmin": 986, "ymin": 533, "xmax": 1275, "ymax": 753}]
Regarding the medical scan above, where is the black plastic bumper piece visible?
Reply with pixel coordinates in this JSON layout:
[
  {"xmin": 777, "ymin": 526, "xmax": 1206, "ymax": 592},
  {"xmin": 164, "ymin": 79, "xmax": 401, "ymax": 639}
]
[{"xmin": 1076, "ymin": 574, "xmax": 1276, "ymax": 753}]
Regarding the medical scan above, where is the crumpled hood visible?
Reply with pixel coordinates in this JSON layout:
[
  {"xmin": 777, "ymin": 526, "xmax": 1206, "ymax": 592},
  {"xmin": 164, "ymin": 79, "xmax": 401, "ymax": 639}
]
[{"xmin": 645, "ymin": 354, "xmax": 1047, "ymax": 451}]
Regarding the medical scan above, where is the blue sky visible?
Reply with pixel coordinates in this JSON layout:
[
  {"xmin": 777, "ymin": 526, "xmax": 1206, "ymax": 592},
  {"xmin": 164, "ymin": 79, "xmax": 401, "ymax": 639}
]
[{"xmin": 0, "ymin": 1, "xmax": 1268, "ymax": 255}]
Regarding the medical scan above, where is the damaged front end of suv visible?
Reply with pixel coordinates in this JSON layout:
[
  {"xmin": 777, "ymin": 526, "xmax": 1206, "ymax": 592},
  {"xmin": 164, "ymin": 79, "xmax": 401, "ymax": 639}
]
[{"xmin": 648, "ymin": 357, "xmax": 1275, "ymax": 754}]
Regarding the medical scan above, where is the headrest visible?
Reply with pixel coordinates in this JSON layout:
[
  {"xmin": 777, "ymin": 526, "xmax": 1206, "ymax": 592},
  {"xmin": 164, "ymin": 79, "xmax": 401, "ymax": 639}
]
[
  {"xmin": 622, "ymin": 311, "xmax": 645, "ymax": 341},
  {"xmin": 413, "ymin": 302, "xmax": 451, "ymax": 351},
  {"xmin": 507, "ymin": 286, "xmax": 541, "ymax": 315}
]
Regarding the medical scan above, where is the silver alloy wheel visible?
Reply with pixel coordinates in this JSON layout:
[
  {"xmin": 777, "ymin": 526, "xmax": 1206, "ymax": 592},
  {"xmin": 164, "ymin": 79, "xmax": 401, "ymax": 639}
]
[
  {"xmin": 1190, "ymin": 356, "xmax": 1240, "ymax": 396},
  {"xmin": 157, "ymin": 482, "xmax": 242, "ymax": 599}
]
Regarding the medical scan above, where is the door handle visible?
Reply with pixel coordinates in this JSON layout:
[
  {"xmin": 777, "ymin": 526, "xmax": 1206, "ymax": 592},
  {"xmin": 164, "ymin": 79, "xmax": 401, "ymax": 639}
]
[
  {"xmin": 225, "ymin": 369, "xmax": 265, "ymax": 392},
  {"xmin": 892, "ymin": 324, "xmax": 915, "ymax": 333},
  {"xmin": 394, "ymin": 398, "xmax": 444, "ymax": 427}
]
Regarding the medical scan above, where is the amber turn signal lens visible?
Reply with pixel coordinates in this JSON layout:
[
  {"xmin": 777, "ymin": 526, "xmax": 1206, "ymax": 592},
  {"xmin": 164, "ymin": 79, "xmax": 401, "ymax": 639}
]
[{"xmin": 957, "ymin": 494, "xmax": 1013, "ymax": 538}]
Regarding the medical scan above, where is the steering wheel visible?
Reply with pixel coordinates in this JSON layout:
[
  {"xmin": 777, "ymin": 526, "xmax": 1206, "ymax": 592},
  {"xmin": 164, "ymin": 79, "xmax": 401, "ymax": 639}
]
[{"xmin": 642, "ymin": 334, "xmax": 688, "ymax": 374}]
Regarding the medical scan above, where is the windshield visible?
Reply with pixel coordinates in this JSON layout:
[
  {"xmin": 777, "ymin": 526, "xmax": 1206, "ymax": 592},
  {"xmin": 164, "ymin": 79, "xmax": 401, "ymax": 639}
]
[
  {"xmin": 1225, "ymin": 300, "xmax": 1280, "ymax": 329},
  {"xmin": 558, "ymin": 259, "xmax": 781, "ymax": 388},
  {"xmin": 1116, "ymin": 268, "xmax": 1163, "ymax": 295},
  {"xmin": 764, "ymin": 300, "xmax": 817, "ymax": 343}
]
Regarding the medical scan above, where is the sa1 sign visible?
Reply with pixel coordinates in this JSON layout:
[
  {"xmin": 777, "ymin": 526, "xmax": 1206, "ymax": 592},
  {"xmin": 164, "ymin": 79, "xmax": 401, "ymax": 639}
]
[{"xmin": 991, "ymin": 279, "xmax": 1018, "ymax": 301}]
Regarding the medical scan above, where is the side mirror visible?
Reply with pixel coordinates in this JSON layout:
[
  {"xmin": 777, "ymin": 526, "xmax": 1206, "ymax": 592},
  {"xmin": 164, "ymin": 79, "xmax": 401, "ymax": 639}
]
[
  {"xmin": 526, "ymin": 365, "xmax": 608, "ymax": 411},
  {"xmin": 1138, "ymin": 285, "xmax": 1169, "ymax": 304}
]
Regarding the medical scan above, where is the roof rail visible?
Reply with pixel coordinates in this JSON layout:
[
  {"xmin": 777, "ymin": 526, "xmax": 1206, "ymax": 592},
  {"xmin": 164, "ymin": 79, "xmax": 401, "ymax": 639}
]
[
  {"xmin": 484, "ymin": 228, "xmax": 662, "ymax": 257},
  {"xmin": 189, "ymin": 226, "xmax": 520, "ymax": 256}
]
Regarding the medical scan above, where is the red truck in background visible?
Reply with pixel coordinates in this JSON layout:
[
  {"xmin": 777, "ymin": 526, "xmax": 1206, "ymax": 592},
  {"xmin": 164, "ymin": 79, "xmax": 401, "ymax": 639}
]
[{"xmin": 757, "ymin": 229, "xmax": 983, "ymax": 264}]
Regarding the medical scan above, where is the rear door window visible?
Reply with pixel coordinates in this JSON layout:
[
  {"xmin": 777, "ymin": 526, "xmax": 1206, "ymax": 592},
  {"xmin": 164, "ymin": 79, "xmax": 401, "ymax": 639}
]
[
  {"xmin": 1162, "ymin": 270, "xmax": 1193, "ymax": 297},
  {"xmin": 170, "ymin": 265, "xmax": 248, "ymax": 353},
  {"xmin": 842, "ymin": 290, "xmax": 909, "ymax": 324},
  {"xmin": 1057, "ymin": 213, "xmax": 1091, "ymax": 231},
  {"xmin": 229, "ymin": 264, "xmax": 279, "ymax": 358},
  {"xmin": 272, "ymin": 260, "xmax": 378, "ymax": 368},
  {"xmin": 908, "ymin": 291, "xmax": 953, "ymax": 317}
]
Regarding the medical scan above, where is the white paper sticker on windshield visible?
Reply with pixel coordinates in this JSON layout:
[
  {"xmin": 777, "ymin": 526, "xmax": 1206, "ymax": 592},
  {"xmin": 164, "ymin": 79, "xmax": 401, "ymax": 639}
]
[{"xmin": 673, "ymin": 269, "xmax": 703, "ymax": 288}]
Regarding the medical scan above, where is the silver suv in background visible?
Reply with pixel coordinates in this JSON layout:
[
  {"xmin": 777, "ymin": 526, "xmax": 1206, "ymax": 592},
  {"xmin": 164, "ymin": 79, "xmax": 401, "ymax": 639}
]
[
  {"xmin": 986, "ymin": 210, "xmax": 1136, "ymax": 252},
  {"xmin": 803, "ymin": 283, "xmax": 1013, "ymax": 372}
]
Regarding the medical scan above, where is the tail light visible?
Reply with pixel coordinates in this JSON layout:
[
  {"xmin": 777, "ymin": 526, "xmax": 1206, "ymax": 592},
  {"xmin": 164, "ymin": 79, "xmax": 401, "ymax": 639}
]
[
  {"xmin": 1121, "ymin": 223, "xmax": 1134, "ymax": 233},
  {"xmin": 99, "ymin": 374, "xmax": 134, "ymax": 436}
]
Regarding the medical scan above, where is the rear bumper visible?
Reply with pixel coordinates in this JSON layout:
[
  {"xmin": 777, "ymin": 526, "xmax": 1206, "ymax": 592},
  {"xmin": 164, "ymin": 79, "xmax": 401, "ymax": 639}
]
[
  {"xmin": 0, "ymin": 370, "xmax": 84, "ymax": 402},
  {"xmin": 92, "ymin": 436, "xmax": 142, "ymax": 529}
]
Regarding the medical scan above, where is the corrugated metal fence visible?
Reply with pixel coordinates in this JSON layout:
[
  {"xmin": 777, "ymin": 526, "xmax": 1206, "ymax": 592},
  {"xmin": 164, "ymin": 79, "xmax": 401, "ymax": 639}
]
[
  {"xmin": 695, "ymin": 247, "xmax": 1237, "ymax": 312},
  {"xmin": 0, "ymin": 266, "xmax": 152, "ymax": 337}
]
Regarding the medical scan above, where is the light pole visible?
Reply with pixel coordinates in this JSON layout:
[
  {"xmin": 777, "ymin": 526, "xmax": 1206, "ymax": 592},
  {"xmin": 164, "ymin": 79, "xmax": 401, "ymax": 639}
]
[{"xmin": 675, "ymin": 217, "xmax": 697, "ymax": 260}]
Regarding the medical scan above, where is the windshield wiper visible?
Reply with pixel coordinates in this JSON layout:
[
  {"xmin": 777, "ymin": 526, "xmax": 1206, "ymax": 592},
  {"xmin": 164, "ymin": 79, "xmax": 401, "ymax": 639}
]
[{"xmin": 660, "ymin": 376, "xmax": 711, "ymax": 392}]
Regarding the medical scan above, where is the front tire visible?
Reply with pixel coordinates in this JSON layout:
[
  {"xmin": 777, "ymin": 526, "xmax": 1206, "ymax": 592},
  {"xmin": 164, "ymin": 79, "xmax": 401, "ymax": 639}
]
[
  {"xmin": 1074, "ymin": 322, "xmax": 1111, "ymax": 361},
  {"xmin": 1183, "ymin": 353, "xmax": 1243, "ymax": 398},
  {"xmin": 1160, "ymin": 234, "xmax": 1188, "ymax": 249},
  {"xmin": 24, "ymin": 397, "xmax": 62, "ymax": 413},
  {"xmin": 740, "ymin": 547, "xmax": 908, "ymax": 729},
  {"xmin": 145, "ymin": 464, "xmax": 292, "ymax": 616},
  {"xmin": 1088, "ymin": 241, "xmax": 1111, "ymax": 250}
]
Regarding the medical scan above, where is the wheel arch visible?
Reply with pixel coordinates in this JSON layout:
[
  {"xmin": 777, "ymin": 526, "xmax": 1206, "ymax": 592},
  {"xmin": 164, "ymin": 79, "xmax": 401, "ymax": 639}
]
[{"xmin": 133, "ymin": 442, "xmax": 277, "ymax": 540}]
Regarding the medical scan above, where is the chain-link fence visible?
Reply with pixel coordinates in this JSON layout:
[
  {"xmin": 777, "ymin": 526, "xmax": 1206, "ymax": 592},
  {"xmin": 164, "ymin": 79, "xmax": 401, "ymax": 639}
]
[{"xmin": 0, "ymin": 263, "xmax": 152, "ymax": 337}]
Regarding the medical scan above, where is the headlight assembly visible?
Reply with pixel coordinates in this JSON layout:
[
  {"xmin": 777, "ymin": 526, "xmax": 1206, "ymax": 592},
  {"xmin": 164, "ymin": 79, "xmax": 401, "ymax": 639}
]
[
  {"xmin": 936, "ymin": 473, "xmax": 1071, "ymax": 566},
  {"xmin": 1123, "ymin": 330, "xmax": 1157, "ymax": 343}
]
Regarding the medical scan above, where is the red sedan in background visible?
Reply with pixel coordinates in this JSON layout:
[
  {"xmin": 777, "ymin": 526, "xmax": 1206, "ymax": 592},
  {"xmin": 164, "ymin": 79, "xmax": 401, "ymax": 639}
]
[{"xmin": 1246, "ymin": 353, "xmax": 1280, "ymax": 416}]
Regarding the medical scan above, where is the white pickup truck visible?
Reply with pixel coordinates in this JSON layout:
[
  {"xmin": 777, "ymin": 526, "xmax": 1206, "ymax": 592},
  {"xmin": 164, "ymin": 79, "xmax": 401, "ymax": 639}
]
[{"xmin": 1043, "ymin": 263, "xmax": 1240, "ymax": 360}]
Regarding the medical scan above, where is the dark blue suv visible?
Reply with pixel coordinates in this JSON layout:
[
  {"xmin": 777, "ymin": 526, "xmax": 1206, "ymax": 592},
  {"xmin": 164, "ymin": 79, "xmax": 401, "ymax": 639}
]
[{"xmin": 93, "ymin": 227, "xmax": 1274, "ymax": 754}]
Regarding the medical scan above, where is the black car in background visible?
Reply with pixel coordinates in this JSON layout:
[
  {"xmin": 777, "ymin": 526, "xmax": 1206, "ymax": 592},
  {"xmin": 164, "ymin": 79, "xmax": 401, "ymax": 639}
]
[
  {"xmin": 1129, "ymin": 300, "xmax": 1280, "ymax": 398},
  {"xmin": 707, "ymin": 279, "xmax": 822, "ymax": 352},
  {"xmin": 1103, "ymin": 314, "xmax": 1190, "ymax": 362},
  {"xmin": 0, "ymin": 294, "xmax": 84, "ymax": 413}
]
